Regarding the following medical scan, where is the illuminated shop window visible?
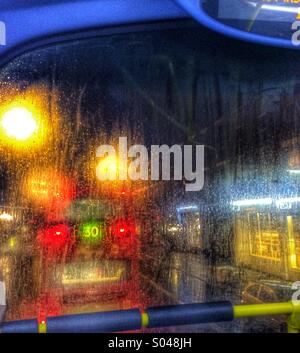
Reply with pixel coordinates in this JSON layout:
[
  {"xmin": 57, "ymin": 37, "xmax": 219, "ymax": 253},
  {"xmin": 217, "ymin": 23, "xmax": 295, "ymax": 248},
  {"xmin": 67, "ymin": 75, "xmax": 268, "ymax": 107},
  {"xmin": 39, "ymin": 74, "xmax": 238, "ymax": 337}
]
[
  {"xmin": 287, "ymin": 216, "xmax": 300, "ymax": 269},
  {"xmin": 248, "ymin": 212, "xmax": 281, "ymax": 261}
]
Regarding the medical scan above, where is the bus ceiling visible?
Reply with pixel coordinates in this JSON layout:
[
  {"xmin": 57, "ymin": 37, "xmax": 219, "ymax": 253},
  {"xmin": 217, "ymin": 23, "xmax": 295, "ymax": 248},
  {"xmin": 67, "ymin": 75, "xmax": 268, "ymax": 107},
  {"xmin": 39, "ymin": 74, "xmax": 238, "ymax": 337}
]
[
  {"xmin": 0, "ymin": 0, "xmax": 299, "ymax": 65},
  {"xmin": 0, "ymin": 0, "xmax": 187, "ymax": 65}
]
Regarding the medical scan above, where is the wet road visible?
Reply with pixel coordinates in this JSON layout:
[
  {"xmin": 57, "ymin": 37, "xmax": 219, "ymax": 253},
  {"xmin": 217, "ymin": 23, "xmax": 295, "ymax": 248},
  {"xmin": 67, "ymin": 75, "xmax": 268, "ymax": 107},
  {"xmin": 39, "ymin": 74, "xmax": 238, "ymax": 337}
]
[
  {"xmin": 137, "ymin": 251, "xmax": 286, "ymax": 333},
  {"xmin": 5, "ymin": 250, "xmax": 286, "ymax": 333}
]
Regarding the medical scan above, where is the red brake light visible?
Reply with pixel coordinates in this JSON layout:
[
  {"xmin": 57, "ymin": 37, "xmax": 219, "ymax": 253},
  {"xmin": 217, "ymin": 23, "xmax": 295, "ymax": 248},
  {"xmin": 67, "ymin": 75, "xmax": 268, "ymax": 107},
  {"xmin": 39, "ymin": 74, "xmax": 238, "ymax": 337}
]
[
  {"xmin": 112, "ymin": 220, "xmax": 135, "ymax": 238},
  {"xmin": 37, "ymin": 224, "xmax": 71, "ymax": 250}
]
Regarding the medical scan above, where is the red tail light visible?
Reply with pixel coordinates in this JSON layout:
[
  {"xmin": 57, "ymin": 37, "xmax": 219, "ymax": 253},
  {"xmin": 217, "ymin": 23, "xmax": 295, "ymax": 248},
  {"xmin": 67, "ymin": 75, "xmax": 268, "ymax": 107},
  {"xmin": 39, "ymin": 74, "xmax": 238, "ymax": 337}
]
[
  {"xmin": 37, "ymin": 224, "xmax": 71, "ymax": 250},
  {"xmin": 111, "ymin": 220, "xmax": 135, "ymax": 238}
]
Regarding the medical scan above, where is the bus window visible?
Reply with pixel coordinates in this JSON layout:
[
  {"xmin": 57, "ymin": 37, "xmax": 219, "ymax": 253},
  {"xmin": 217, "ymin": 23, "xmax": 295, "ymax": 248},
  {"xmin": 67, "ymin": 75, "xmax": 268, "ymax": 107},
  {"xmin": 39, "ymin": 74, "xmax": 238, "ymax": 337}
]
[{"xmin": 1, "ymin": 20, "xmax": 300, "ymax": 332}]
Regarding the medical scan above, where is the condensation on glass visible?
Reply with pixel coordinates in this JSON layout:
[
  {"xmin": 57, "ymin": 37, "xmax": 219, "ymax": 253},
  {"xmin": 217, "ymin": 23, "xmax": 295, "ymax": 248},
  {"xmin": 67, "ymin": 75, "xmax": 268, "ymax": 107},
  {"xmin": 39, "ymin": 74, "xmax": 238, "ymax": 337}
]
[{"xmin": 0, "ymin": 22, "xmax": 299, "ymax": 332}]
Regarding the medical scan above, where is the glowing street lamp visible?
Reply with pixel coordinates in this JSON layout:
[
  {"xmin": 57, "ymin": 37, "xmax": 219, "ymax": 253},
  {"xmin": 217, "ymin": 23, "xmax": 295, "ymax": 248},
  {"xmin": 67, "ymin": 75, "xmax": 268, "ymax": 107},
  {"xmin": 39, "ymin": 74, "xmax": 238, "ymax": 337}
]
[
  {"xmin": 1, "ymin": 107, "xmax": 38, "ymax": 141},
  {"xmin": 0, "ymin": 103, "xmax": 46, "ymax": 150},
  {"xmin": 96, "ymin": 155, "xmax": 119, "ymax": 180},
  {"xmin": 0, "ymin": 212, "xmax": 13, "ymax": 221}
]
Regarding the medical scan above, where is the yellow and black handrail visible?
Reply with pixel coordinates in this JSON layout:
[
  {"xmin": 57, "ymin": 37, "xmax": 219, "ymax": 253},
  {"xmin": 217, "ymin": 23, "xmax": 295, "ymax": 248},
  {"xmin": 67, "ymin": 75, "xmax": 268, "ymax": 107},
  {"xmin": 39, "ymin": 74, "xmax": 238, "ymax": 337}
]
[{"xmin": 1, "ymin": 301, "xmax": 299, "ymax": 333}]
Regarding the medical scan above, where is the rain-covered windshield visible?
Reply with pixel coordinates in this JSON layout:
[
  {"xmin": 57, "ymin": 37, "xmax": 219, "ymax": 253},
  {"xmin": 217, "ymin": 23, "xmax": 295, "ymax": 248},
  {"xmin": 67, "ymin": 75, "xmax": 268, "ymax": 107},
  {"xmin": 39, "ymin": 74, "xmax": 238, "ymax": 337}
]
[{"xmin": 0, "ymin": 22, "xmax": 299, "ymax": 333}]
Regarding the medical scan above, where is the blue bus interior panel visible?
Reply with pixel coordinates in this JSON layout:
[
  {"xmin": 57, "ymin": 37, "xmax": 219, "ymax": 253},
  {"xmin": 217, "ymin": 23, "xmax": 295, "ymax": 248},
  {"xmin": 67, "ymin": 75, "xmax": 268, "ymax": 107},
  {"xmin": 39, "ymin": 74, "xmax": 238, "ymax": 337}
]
[{"xmin": 0, "ymin": 0, "xmax": 187, "ymax": 62}]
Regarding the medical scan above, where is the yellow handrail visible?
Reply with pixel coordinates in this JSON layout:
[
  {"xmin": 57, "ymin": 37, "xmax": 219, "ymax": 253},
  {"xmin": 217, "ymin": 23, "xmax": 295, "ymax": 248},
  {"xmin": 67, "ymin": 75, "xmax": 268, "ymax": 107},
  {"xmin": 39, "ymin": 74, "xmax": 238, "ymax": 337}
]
[
  {"xmin": 233, "ymin": 301, "xmax": 300, "ymax": 333},
  {"xmin": 234, "ymin": 302, "xmax": 294, "ymax": 318}
]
